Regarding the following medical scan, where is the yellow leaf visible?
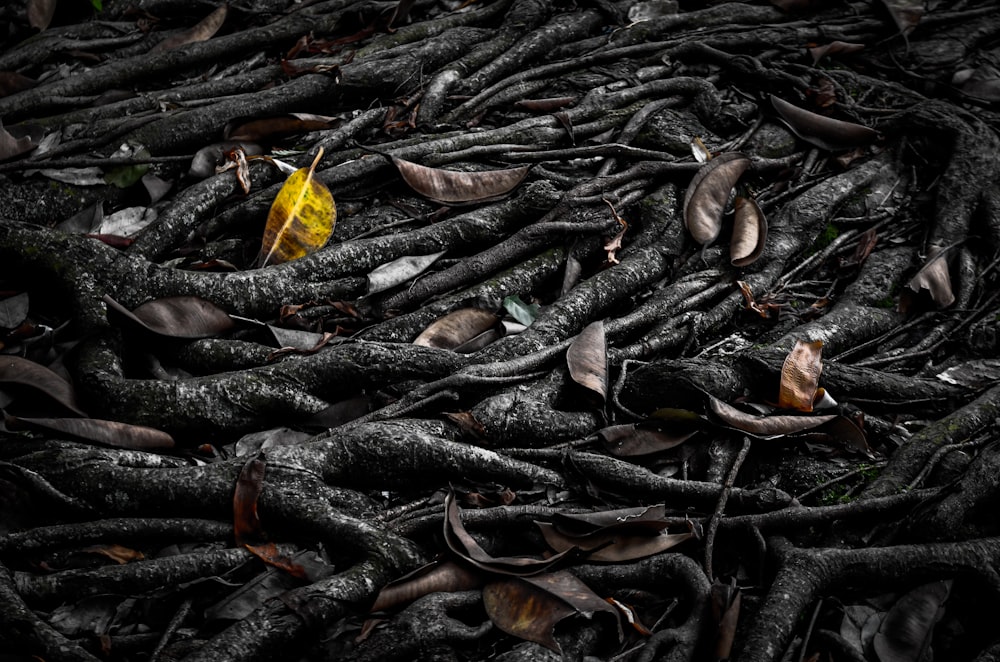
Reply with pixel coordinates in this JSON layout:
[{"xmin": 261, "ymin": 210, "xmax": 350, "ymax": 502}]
[{"xmin": 259, "ymin": 148, "xmax": 335, "ymax": 266}]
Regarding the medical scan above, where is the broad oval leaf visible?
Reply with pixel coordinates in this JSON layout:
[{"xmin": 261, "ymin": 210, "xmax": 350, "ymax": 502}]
[
  {"xmin": 0, "ymin": 356, "xmax": 87, "ymax": 416},
  {"xmin": 367, "ymin": 251, "xmax": 446, "ymax": 295},
  {"xmin": 566, "ymin": 321, "xmax": 607, "ymax": 404},
  {"xmin": 683, "ymin": 153, "xmax": 750, "ymax": 246},
  {"xmin": 413, "ymin": 308, "xmax": 500, "ymax": 350},
  {"xmin": 260, "ymin": 148, "xmax": 336, "ymax": 266},
  {"xmin": 152, "ymin": 5, "xmax": 228, "ymax": 53},
  {"xmin": 906, "ymin": 245, "xmax": 954, "ymax": 309},
  {"xmin": 104, "ymin": 294, "xmax": 234, "ymax": 339},
  {"xmin": 873, "ymin": 581, "xmax": 950, "ymax": 662},
  {"xmin": 225, "ymin": 113, "xmax": 340, "ymax": 143},
  {"xmin": 708, "ymin": 395, "xmax": 836, "ymax": 437},
  {"xmin": 7, "ymin": 415, "xmax": 175, "ymax": 451},
  {"xmin": 730, "ymin": 196, "xmax": 767, "ymax": 267},
  {"xmin": 371, "ymin": 560, "xmax": 483, "ymax": 612},
  {"xmin": 778, "ymin": 339, "xmax": 824, "ymax": 412},
  {"xmin": 597, "ymin": 423, "xmax": 697, "ymax": 457},
  {"xmin": 393, "ymin": 157, "xmax": 530, "ymax": 205},
  {"xmin": 771, "ymin": 95, "xmax": 878, "ymax": 151},
  {"xmin": 537, "ymin": 522, "xmax": 693, "ymax": 562}
]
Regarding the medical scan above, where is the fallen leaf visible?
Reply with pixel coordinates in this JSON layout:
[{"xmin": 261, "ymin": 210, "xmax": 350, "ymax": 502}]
[
  {"xmin": 0, "ymin": 120, "xmax": 38, "ymax": 161},
  {"xmin": 0, "ymin": 71, "xmax": 37, "ymax": 97},
  {"xmin": 712, "ymin": 579, "xmax": 741, "ymax": 660},
  {"xmin": 189, "ymin": 141, "xmax": 263, "ymax": 179},
  {"xmin": 37, "ymin": 166, "xmax": 105, "ymax": 186},
  {"xmin": 537, "ymin": 522, "xmax": 693, "ymax": 562},
  {"xmin": 683, "ymin": 153, "xmax": 750, "ymax": 246},
  {"xmin": 730, "ymin": 196, "xmax": 767, "ymax": 267},
  {"xmin": 936, "ymin": 359, "xmax": 1000, "ymax": 388},
  {"xmin": 103, "ymin": 294, "xmax": 234, "ymax": 339},
  {"xmin": 691, "ymin": 136, "xmax": 712, "ymax": 163},
  {"xmin": 0, "ymin": 355, "xmax": 87, "ymax": 416},
  {"xmin": 597, "ymin": 423, "xmax": 697, "ymax": 456},
  {"xmin": 95, "ymin": 206, "xmax": 157, "ymax": 237},
  {"xmin": 0, "ymin": 292, "xmax": 29, "ymax": 329},
  {"xmin": 393, "ymin": 157, "xmax": 531, "ymax": 205},
  {"xmin": 28, "ymin": 0, "xmax": 57, "ymax": 31},
  {"xmin": 413, "ymin": 308, "xmax": 500, "ymax": 350},
  {"xmin": 371, "ymin": 559, "xmax": 484, "ymax": 612},
  {"xmin": 873, "ymin": 581, "xmax": 950, "ymax": 662},
  {"xmin": 81, "ymin": 544, "xmax": 145, "ymax": 564},
  {"xmin": 225, "ymin": 113, "xmax": 340, "ymax": 143},
  {"xmin": 708, "ymin": 395, "xmax": 836, "ymax": 438},
  {"xmin": 259, "ymin": 147, "xmax": 336, "ymax": 266},
  {"xmin": 233, "ymin": 455, "xmax": 308, "ymax": 578},
  {"xmin": 550, "ymin": 505, "xmax": 669, "ymax": 536},
  {"xmin": 483, "ymin": 572, "xmax": 621, "ymax": 653},
  {"xmin": 513, "ymin": 97, "xmax": 577, "ymax": 112},
  {"xmin": 367, "ymin": 250, "xmax": 446, "ymax": 295},
  {"xmin": 880, "ymin": 0, "xmax": 923, "ymax": 35},
  {"xmin": 141, "ymin": 173, "xmax": 173, "ymax": 203},
  {"xmin": 444, "ymin": 491, "xmax": 574, "ymax": 575},
  {"xmin": 6, "ymin": 414, "xmax": 175, "ymax": 450},
  {"xmin": 905, "ymin": 245, "xmax": 954, "ymax": 309},
  {"xmin": 567, "ymin": 321, "xmax": 607, "ymax": 404},
  {"xmin": 771, "ymin": 95, "xmax": 878, "ymax": 151},
  {"xmin": 152, "ymin": 5, "xmax": 228, "ymax": 53},
  {"xmin": 809, "ymin": 41, "xmax": 865, "ymax": 65},
  {"xmin": 502, "ymin": 295, "xmax": 540, "ymax": 326},
  {"xmin": 778, "ymin": 339, "xmax": 824, "ymax": 412}
]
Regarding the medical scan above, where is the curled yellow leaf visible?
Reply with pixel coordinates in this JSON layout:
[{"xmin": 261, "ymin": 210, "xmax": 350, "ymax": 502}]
[{"xmin": 259, "ymin": 148, "xmax": 336, "ymax": 266}]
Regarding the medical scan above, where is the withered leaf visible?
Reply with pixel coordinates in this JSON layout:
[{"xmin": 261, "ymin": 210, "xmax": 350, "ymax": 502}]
[
  {"xmin": 7, "ymin": 415, "xmax": 175, "ymax": 450},
  {"xmin": 537, "ymin": 522, "xmax": 694, "ymax": 563},
  {"xmin": 483, "ymin": 572, "xmax": 621, "ymax": 653},
  {"xmin": 708, "ymin": 395, "xmax": 836, "ymax": 438},
  {"xmin": 104, "ymin": 294, "xmax": 234, "ymax": 339},
  {"xmin": 413, "ymin": 308, "xmax": 500, "ymax": 350},
  {"xmin": 880, "ymin": 0, "xmax": 923, "ymax": 35},
  {"xmin": 906, "ymin": 245, "xmax": 954, "ymax": 309},
  {"xmin": 0, "ymin": 356, "xmax": 87, "ymax": 416},
  {"xmin": 873, "ymin": 581, "xmax": 950, "ymax": 662},
  {"xmin": 81, "ymin": 544, "xmax": 145, "ymax": 564},
  {"xmin": 730, "ymin": 196, "xmax": 767, "ymax": 267},
  {"xmin": 367, "ymin": 251, "xmax": 446, "ymax": 295},
  {"xmin": 371, "ymin": 559, "xmax": 484, "ymax": 612},
  {"xmin": 0, "ymin": 292, "xmax": 29, "ymax": 329},
  {"xmin": 513, "ymin": 97, "xmax": 577, "ymax": 112},
  {"xmin": 444, "ymin": 491, "xmax": 574, "ymax": 575},
  {"xmin": 809, "ymin": 41, "xmax": 865, "ymax": 65},
  {"xmin": 189, "ymin": 141, "xmax": 263, "ymax": 179},
  {"xmin": 0, "ymin": 120, "xmax": 38, "ymax": 161},
  {"xmin": 550, "ymin": 505, "xmax": 668, "ymax": 536},
  {"xmin": 393, "ymin": 157, "xmax": 531, "ymax": 205},
  {"xmin": 597, "ymin": 423, "xmax": 697, "ymax": 457},
  {"xmin": 683, "ymin": 153, "xmax": 750, "ymax": 246},
  {"xmin": 566, "ymin": 321, "xmax": 607, "ymax": 404},
  {"xmin": 778, "ymin": 339, "xmax": 824, "ymax": 412},
  {"xmin": 225, "ymin": 113, "xmax": 340, "ymax": 143},
  {"xmin": 712, "ymin": 579, "xmax": 741, "ymax": 660},
  {"xmin": 27, "ymin": 0, "xmax": 57, "ymax": 31},
  {"xmin": 152, "ymin": 5, "xmax": 228, "ymax": 53},
  {"xmin": 771, "ymin": 95, "xmax": 878, "ymax": 151}
]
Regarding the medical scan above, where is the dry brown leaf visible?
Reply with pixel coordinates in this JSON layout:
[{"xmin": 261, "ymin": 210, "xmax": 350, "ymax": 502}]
[
  {"xmin": 880, "ymin": 0, "xmax": 923, "ymax": 35},
  {"xmin": 712, "ymin": 579, "xmax": 741, "ymax": 660},
  {"xmin": 771, "ymin": 95, "xmax": 878, "ymax": 151},
  {"xmin": 0, "ymin": 120, "xmax": 38, "ymax": 161},
  {"xmin": 393, "ymin": 157, "xmax": 531, "ymax": 205},
  {"xmin": 778, "ymin": 339, "xmax": 824, "ymax": 412},
  {"xmin": 873, "ymin": 581, "xmax": 950, "ymax": 662},
  {"xmin": 27, "ymin": 0, "xmax": 57, "ymax": 31},
  {"xmin": 0, "ymin": 355, "xmax": 87, "ymax": 416},
  {"xmin": 82, "ymin": 544, "xmax": 145, "ymax": 564},
  {"xmin": 233, "ymin": 456, "xmax": 308, "ymax": 578},
  {"xmin": 906, "ymin": 245, "xmax": 954, "ymax": 309},
  {"xmin": 0, "ymin": 71, "xmax": 37, "ymax": 97},
  {"xmin": 104, "ymin": 294, "xmax": 234, "ymax": 338},
  {"xmin": 566, "ymin": 321, "xmax": 607, "ymax": 404},
  {"xmin": 152, "ymin": 5, "xmax": 228, "ymax": 53},
  {"xmin": 809, "ymin": 41, "xmax": 865, "ymax": 65},
  {"xmin": 683, "ymin": 153, "xmax": 750, "ymax": 246},
  {"xmin": 730, "ymin": 197, "xmax": 767, "ymax": 267},
  {"xmin": 537, "ymin": 522, "xmax": 694, "ymax": 562},
  {"xmin": 7, "ymin": 415, "xmax": 175, "ymax": 450},
  {"xmin": 413, "ymin": 308, "xmax": 500, "ymax": 350},
  {"xmin": 225, "ymin": 114, "xmax": 340, "ymax": 143},
  {"xmin": 597, "ymin": 423, "xmax": 697, "ymax": 457},
  {"xmin": 708, "ymin": 395, "xmax": 836, "ymax": 437},
  {"xmin": 513, "ymin": 97, "xmax": 577, "ymax": 112},
  {"xmin": 371, "ymin": 560, "xmax": 483, "ymax": 612}
]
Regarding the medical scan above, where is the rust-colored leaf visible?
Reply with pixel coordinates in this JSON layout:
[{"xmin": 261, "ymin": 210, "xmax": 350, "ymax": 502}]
[
  {"xmin": 225, "ymin": 113, "xmax": 340, "ymax": 143},
  {"xmin": 778, "ymin": 339, "xmax": 824, "ymax": 412},
  {"xmin": 7, "ymin": 415, "xmax": 175, "ymax": 450},
  {"xmin": 730, "ymin": 196, "xmax": 767, "ymax": 267},
  {"xmin": 683, "ymin": 153, "xmax": 750, "ymax": 246},
  {"xmin": 444, "ymin": 491, "xmax": 574, "ymax": 575},
  {"xmin": 708, "ymin": 395, "xmax": 836, "ymax": 438},
  {"xmin": 771, "ymin": 95, "xmax": 878, "ymax": 151},
  {"xmin": 393, "ymin": 157, "xmax": 530, "ymax": 205},
  {"xmin": 906, "ymin": 245, "xmax": 954, "ymax": 309},
  {"xmin": 233, "ymin": 455, "xmax": 308, "ymax": 578},
  {"xmin": 152, "ymin": 5, "xmax": 228, "ymax": 53},
  {"xmin": 566, "ymin": 321, "xmax": 607, "ymax": 404},
  {"xmin": 259, "ymin": 148, "xmax": 336, "ymax": 266},
  {"xmin": 413, "ymin": 308, "xmax": 500, "ymax": 350},
  {"xmin": 712, "ymin": 579, "xmax": 741, "ymax": 660},
  {"xmin": 371, "ymin": 560, "xmax": 484, "ymax": 612},
  {"xmin": 103, "ymin": 294, "xmax": 234, "ymax": 339},
  {"xmin": 597, "ymin": 423, "xmax": 697, "ymax": 457},
  {"xmin": 537, "ymin": 522, "xmax": 694, "ymax": 562},
  {"xmin": 27, "ymin": 0, "xmax": 57, "ymax": 31},
  {"xmin": 873, "ymin": 581, "xmax": 950, "ymax": 662},
  {"xmin": 483, "ymin": 572, "xmax": 621, "ymax": 653},
  {"xmin": 0, "ymin": 355, "xmax": 86, "ymax": 416},
  {"xmin": 82, "ymin": 544, "xmax": 145, "ymax": 564},
  {"xmin": 809, "ymin": 41, "xmax": 865, "ymax": 65}
]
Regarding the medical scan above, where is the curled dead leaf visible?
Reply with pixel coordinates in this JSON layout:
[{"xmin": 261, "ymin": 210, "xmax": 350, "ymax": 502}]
[
  {"xmin": 730, "ymin": 196, "xmax": 767, "ymax": 267},
  {"xmin": 778, "ymin": 339, "xmax": 824, "ymax": 412},
  {"xmin": 683, "ymin": 153, "xmax": 750, "ymax": 246},
  {"xmin": 597, "ymin": 423, "xmax": 697, "ymax": 457},
  {"xmin": 371, "ymin": 560, "xmax": 483, "ymax": 612},
  {"xmin": 393, "ymin": 157, "xmax": 531, "ymax": 205},
  {"xmin": 708, "ymin": 395, "xmax": 836, "ymax": 438},
  {"xmin": 905, "ymin": 245, "xmax": 954, "ymax": 309},
  {"xmin": 0, "ymin": 355, "xmax": 87, "ymax": 416},
  {"xmin": 104, "ymin": 294, "xmax": 234, "ymax": 339},
  {"xmin": 152, "ymin": 5, "xmax": 228, "ymax": 53},
  {"xmin": 566, "ymin": 321, "xmax": 607, "ymax": 404},
  {"xmin": 7, "ymin": 415, "xmax": 175, "ymax": 451},
  {"xmin": 809, "ymin": 41, "xmax": 865, "ymax": 65},
  {"xmin": 771, "ymin": 95, "xmax": 878, "ymax": 151},
  {"xmin": 413, "ymin": 308, "xmax": 500, "ymax": 350}
]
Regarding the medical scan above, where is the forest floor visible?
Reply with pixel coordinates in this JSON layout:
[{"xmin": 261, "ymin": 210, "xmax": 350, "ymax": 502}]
[{"xmin": 2, "ymin": 0, "xmax": 1000, "ymax": 661}]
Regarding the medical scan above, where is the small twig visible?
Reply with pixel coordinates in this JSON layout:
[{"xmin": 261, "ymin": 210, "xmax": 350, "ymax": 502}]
[
  {"xmin": 704, "ymin": 437, "xmax": 752, "ymax": 579},
  {"xmin": 796, "ymin": 598, "xmax": 824, "ymax": 662},
  {"xmin": 150, "ymin": 597, "xmax": 194, "ymax": 662}
]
